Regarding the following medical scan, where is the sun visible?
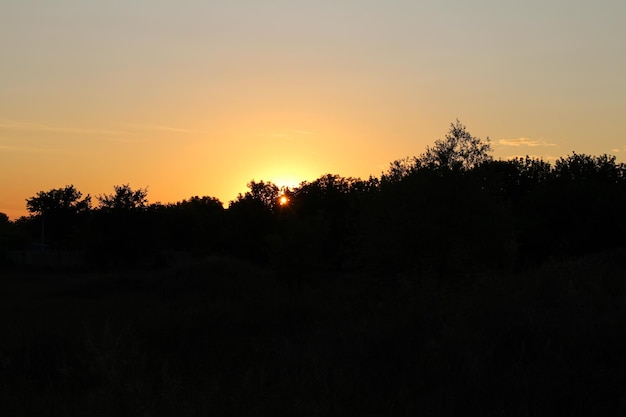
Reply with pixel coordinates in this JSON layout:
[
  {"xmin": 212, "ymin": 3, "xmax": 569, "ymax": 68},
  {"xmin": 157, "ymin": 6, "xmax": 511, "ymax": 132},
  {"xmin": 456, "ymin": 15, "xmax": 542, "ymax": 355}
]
[{"xmin": 279, "ymin": 195, "xmax": 289, "ymax": 206}]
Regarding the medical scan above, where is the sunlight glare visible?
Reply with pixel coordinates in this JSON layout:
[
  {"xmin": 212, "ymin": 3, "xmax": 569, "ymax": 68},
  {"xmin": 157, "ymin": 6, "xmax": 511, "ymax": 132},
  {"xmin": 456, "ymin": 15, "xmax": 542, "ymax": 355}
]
[{"xmin": 273, "ymin": 176, "xmax": 301, "ymax": 190}]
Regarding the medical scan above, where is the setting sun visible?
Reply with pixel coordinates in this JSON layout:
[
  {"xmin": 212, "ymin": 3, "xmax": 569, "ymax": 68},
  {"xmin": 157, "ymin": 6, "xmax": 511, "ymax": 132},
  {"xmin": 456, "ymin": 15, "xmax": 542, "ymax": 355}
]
[{"xmin": 279, "ymin": 195, "xmax": 289, "ymax": 206}]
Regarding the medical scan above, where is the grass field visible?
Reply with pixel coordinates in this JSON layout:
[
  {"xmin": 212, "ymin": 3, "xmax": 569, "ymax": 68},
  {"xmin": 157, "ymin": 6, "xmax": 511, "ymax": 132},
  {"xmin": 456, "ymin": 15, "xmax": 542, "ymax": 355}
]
[{"xmin": 1, "ymin": 251, "xmax": 625, "ymax": 416}]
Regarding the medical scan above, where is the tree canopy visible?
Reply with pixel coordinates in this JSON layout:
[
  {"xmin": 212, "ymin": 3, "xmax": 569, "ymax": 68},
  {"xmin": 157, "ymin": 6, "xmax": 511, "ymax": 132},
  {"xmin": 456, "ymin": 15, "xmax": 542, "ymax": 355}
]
[
  {"xmin": 419, "ymin": 119, "xmax": 492, "ymax": 171},
  {"xmin": 97, "ymin": 184, "xmax": 149, "ymax": 211},
  {"xmin": 10, "ymin": 120, "xmax": 626, "ymax": 273},
  {"xmin": 25, "ymin": 185, "xmax": 91, "ymax": 216}
]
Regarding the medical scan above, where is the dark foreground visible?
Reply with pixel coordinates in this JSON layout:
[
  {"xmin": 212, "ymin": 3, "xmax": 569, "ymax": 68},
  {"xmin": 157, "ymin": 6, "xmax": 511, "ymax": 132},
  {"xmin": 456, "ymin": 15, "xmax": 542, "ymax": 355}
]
[{"xmin": 1, "ymin": 250, "xmax": 626, "ymax": 416}]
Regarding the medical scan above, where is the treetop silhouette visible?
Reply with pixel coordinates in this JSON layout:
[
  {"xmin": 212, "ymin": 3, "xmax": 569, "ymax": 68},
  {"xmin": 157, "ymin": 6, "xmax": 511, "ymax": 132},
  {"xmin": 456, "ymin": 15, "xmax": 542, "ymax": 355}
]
[
  {"xmin": 25, "ymin": 185, "xmax": 91, "ymax": 216},
  {"xmin": 12, "ymin": 120, "xmax": 626, "ymax": 273},
  {"xmin": 419, "ymin": 119, "xmax": 492, "ymax": 171},
  {"xmin": 97, "ymin": 184, "xmax": 149, "ymax": 211}
]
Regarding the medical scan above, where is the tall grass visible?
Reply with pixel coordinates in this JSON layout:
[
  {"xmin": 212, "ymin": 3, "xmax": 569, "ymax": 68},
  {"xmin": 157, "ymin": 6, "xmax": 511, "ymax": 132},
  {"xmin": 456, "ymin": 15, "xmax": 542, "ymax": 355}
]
[{"xmin": 1, "ymin": 251, "xmax": 625, "ymax": 416}]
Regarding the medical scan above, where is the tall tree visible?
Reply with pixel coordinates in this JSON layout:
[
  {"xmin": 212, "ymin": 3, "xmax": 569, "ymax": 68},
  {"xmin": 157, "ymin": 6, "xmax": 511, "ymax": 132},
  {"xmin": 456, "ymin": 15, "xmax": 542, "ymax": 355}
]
[
  {"xmin": 230, "ymin": 180, "xmax": 280, "ymax": 211},
  {"xmin": 25, "ymin": 185, "xmax": 91, "ymax": 247},
  {"xmin": 26, "ymin": 185, "xmax": 91, "ymax": 216},
  {"xmin": 420, "ymin": 119, "xmax": 492, "ymax": 171}
]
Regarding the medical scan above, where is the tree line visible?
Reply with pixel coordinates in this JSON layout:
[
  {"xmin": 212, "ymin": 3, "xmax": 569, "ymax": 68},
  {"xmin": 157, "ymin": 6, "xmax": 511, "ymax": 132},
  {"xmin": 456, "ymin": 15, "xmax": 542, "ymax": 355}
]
[{"xmin": 2, "ymin": 120, "xmax": 626, "ymax": 275}]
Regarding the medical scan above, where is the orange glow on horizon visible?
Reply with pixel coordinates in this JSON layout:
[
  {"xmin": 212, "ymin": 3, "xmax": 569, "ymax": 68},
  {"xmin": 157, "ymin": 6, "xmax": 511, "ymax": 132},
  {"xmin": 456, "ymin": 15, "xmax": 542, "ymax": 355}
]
[{"xmin": 2, "ymin": 1, "xmax": 625, "ymax": 221}]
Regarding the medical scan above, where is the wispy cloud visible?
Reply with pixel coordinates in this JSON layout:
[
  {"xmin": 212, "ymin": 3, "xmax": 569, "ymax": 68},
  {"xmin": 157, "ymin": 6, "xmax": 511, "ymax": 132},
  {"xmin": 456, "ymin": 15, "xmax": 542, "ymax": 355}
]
[
  {"xmin": 121, "ymin": 123, "xmax": 209, "ymax": 134},
  {"xmin": 0, "ymin": 144, "xmax": 58, "ymax": 153},
  {"xmin": 0, "ymin": 138, "xmax": 89, "ymax": 154},
  {"xmin": 498, "ymin": 137, "xmax": 556, "ymax": 147},
  {"xmin": 0, "ymin": 119, "xmax": 129, "ymax": 137}
]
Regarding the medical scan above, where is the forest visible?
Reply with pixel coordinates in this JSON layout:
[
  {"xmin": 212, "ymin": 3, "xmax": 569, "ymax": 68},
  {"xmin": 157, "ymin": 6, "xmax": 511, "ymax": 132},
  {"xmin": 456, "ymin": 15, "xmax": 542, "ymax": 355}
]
[{"xmin": 1, "ymin": 120, "xmax": 626, "ymax": 415}]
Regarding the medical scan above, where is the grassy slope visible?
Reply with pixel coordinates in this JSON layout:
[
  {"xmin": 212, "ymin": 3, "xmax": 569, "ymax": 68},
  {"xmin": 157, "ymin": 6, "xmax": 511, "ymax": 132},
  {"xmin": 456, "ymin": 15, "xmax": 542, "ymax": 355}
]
[{"xmin": 1, "ymin": 251, "xmax": 625, "ymax": 416}]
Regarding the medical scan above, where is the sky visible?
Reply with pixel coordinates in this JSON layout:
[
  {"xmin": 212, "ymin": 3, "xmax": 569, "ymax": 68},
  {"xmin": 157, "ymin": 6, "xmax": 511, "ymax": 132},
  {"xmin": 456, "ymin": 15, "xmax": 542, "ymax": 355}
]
[{"xmin": 1, "ymin": 0, "xmax": 625, "ymax": 219}]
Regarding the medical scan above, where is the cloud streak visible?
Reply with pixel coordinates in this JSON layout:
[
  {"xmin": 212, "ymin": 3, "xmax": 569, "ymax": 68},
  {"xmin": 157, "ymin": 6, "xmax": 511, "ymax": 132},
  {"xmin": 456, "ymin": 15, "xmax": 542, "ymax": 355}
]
[
  {"xmin": 0, "ymin": 144, "xmax": 58, "ymax": 153},
  {"xmin": 0, "ymin": 119, "xmax": 129, "ymax": 137},
  {"xmin": 0, "ymin": 139, "xmax": 88, "ymax": 155},
  {"xmin": 498, "ymin": 137, "xmax": 556, "ymax": 147},
  {"xmin": 121, "ymin": 123, "xmax": 209, "ymax": 134}
]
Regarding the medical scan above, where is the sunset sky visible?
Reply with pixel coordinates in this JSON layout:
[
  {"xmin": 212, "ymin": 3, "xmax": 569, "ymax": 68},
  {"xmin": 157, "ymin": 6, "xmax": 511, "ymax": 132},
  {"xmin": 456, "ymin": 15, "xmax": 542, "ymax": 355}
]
[{"xmin": 1, "ymin": 0, "xmax": 625, "ymax": 219}]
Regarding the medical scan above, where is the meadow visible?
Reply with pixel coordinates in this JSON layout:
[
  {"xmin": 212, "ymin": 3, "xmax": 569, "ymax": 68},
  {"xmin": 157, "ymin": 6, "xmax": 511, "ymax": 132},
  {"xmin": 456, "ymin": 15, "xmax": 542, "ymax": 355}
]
[{"xmin": 2, "ymin": 249, "xmax": 625, "ymax": 416}]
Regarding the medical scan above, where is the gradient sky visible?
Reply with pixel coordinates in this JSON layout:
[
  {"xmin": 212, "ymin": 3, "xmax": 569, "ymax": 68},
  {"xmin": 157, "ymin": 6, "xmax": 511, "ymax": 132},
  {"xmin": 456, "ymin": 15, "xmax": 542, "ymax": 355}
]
[{"xmin": 1, "ymin": 0, "xmax": 625, "ymax": 219}]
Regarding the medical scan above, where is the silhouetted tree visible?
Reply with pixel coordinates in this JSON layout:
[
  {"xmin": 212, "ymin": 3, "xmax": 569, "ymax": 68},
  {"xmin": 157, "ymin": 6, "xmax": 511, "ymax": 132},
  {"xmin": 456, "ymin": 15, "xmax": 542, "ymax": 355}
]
[
  {"xmin": 360, "ymin": 166, "xmax": 517, "ymax": 277},
  {"xmin": 381, "ymin": 157, "xmax": 416, "ymax": 184},
  {"xmin": 420, "ymin": 119, "xmax": 492, "ymax": 171},
  {"xmin": 232, "ymin": 180, "xmax": 280, "ymax": 211},
  {"xmin": 514, "ymin": 156, "xmax": 552, "ymax": 185},
  {"xmin": 471, "ymin": 157, "xmax": 551, "ymax": 203},
  {"xmin": 88, "ymin": 184, "xmax": 150, "ymax": 268},
  {"xmin": 266, "ymin": 174, "xmax": 378, "ymax": 271},
  {"xmin": 26, "ymin": 185, "xmax": 91, "ymax": 216},
  {"xmin": 497, "ymin": 152, "xmax": 626, "ymax": 264},
  {"xmin": 226, "ymin": 181, "xmax": 281, "ymax": 261},
  {"xmin": 24, "ymin": 185, "xmax": 91, "ymax": 247},
  {"xmin": 164, "ymin": 196, "xmax": 225, "ymax": 253},
  {"xmin": 0, "ymin": 212, "xmax": 8, "ymax": 265},
  {"xmin": 357, "ymin": 122, "xmax": 517, "ymax": 277},
  {"xmin": 553, "ymin": 152, "xmax": 625, "ymax": 184},
  {"xmin": 533, "ymin": 153, "xmax": 626, "ymax": 259},
  {"xmin": 0, "ymin": 212, "xmax": 9, "ymax": 245},
  {"xmin": 97, "ymin": 184, "xmax": 149, "ymax": 211},
  {"xmin": 0, "ymin": 212, "xmax": 9, "ymax": 228}
]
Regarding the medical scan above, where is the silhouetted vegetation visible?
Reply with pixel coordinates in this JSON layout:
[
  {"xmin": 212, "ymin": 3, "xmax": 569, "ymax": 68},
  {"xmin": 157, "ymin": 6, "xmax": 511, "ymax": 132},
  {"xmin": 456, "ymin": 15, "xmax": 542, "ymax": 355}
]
[
  {"xmin": 6, "ymin": 120, "xmax": 625, "ymax": 274},
  {"xmin": 2, "ymin": 120, "xmax": 626, "ymax": 415}
]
